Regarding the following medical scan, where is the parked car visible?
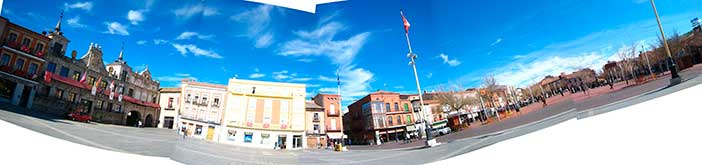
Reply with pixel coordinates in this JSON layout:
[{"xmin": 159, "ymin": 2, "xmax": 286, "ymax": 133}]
[
  {"xmin": 432, "ymin": 126, "xmax": 451, "ymax": 137},
  {"xmin": 67, "ymin": 111, "xmax": 92, "ymax": 123}
]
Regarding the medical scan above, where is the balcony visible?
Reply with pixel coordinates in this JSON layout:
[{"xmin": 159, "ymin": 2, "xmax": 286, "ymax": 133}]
[
  {"xmin": 312, "ymin": 117, "xmax": 320, "ymax": 122},
  {"xmin": 306, "ymin": 130, "xmax": 323, "ymax": 135},
  {"xmin": 327, "ymin": 111, "xmax": 339, "ymax": 116},
  {"xmin": 0, "ymin": 65, "xmax": 38, "ymax": 83},
  {"xmin": 2, "ymin": 40, "xmax": 46, "ymax": 62}
]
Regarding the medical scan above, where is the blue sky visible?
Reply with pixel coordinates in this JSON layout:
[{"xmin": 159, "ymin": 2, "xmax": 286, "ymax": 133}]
[{"xmin": 2, "ymin": 0, "xmax": 701, "ymax": 110}]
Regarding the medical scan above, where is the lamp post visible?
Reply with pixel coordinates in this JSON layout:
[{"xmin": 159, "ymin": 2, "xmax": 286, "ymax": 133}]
[
  {"xmin": 650, "ymin": 0, "xmax": 681, "ymax": 85},
  {"xmin": 402, "ymin": 16, "xmax": 436, "ymax": 147},
  {"xmin": 641, "ymin": 46, "xmax": 655, "ymax": 79}
]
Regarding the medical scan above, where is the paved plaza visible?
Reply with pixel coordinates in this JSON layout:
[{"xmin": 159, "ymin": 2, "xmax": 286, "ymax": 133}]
[{"xmin": 1, "ymin": 66, "xmax": 701, "ymax": 164}]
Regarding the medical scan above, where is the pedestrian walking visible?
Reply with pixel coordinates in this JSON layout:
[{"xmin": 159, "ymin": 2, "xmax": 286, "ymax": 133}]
[
  {"xmin": 138, "ymin": 120, "xmax": 143, "ymax": 128},
  {"xmin": 541, "ymin": 96, "xmax": 547, "ymax": 107},
  {"xmin": 405, "ymin": 133, "xmax": 411, "ymax": 143}
]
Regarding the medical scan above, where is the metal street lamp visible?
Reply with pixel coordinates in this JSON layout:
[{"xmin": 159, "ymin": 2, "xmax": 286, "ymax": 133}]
[{"xmin": 650, "ymin": 0, "xmax": 681, "ymax": 85}]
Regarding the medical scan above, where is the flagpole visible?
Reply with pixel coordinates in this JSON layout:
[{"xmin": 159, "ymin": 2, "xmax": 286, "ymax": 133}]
[{"xmin": 401, "ymin": 10, "xmax": 435, "ymax": 147}]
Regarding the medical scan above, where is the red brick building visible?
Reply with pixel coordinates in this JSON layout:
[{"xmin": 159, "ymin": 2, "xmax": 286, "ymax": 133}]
[
  {"xmin": 345, "ymin": 91, "xmax": 417, "ymax": 145},
  {"xmin": 0, "ymin": 16, "xmax": 51, "ymax": 108}
]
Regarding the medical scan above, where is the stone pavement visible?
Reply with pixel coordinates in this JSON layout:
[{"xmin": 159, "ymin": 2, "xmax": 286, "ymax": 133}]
[{"xmin": 350, "ymin": 64, "xmax": 702, "ymax": 151}]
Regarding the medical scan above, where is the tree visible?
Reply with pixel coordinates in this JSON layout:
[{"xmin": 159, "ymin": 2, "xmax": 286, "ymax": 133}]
[
  {"xmin": 435, "ymin": 86, "xmax": 478, "ymax": 116},
  {"xmin": 481, "ymin": 75, "xmax": 499, "ymax": 108}
]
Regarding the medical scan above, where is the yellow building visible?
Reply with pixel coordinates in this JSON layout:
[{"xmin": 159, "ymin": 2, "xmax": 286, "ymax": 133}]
[{"xmin": 219, "ymin": 78, "xmax": 307, "ymax": 150}]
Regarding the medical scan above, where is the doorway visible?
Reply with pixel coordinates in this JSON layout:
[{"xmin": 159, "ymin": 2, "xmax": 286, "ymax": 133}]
[
  {"xmin": 125, "ymin": 111, "xmax": 141, "ymax": 127},
  {"xmin": 278, "ymin": 135, "xmax": 287, "ymax": 149},
  {"xmin": 144, "ymin": 114, "xmax": 154, "ymax": 127},
  {"xmin": 18, "ymin": 86, "xmax": 31, "ymax": 107},
  {"xmin": 206, "ymin": 126, "xmax": 215, "ymax": 141}
]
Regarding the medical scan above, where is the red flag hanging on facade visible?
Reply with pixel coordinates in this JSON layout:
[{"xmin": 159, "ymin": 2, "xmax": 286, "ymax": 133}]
[
  {"xmin": 400, "ymin": 10, "xmax": 411, "ymax": 33},
  {"xmin": 43, "ymin": 71, "xmax": 52, "ymax": 83},
  {"xmin": 95, "ymin": 76, "xmax": 102, "ymax": 88},
  {"xmin": 79, "ymin": 71, "xmax": 87, "ymax": 84}
]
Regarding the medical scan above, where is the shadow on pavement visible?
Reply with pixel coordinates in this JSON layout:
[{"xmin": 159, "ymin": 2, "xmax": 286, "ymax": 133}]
[{"xmin": 0, "ymin": 103, "xmax": 73, "ymax": 125}]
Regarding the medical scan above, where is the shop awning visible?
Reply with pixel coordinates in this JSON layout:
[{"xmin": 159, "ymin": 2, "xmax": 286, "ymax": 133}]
[
  {"xmin": 51, "ymin": 74, "xmax": 89, "ymax": 89},
  {"xmin": 122, "ymin": 95, "xmax": 160, "ymax": 109},
  {"xmin": 327, "ymin": 133, "xmax": 344, "ymax": 139},
  {"xmin": 432, "ymin": 119, "xmax": 448, "ymax": 128}
]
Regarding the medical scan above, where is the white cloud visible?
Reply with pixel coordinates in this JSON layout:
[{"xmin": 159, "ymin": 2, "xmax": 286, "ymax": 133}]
[
  {"xmin": 64, "ymin": 2, "xmax": 93, "ymax": 11},
  {"xmin": 248, "ymin": 73, "xmax": 265, "ymax": 79},
  {"xmin": 255, "ymin": 33, "xmax": 274, "ymax": 48},
  {"xmin": 453, "ymin": 12, "xmax": 698, "ymax": 88},
  {"xmin": 104, "ymin": 22, "xmax": 129, "ymax": 35},
  {"xmin": 426, "ymin": 72, "xmax": 433, "ymax": 79},
  {"xmin": 232, "ymin": 5, "xmax": 275, "ymax": 48},
  {"xmin": 153, "ymin": 39, "xmax": 168, "ymax": 45},
  {"xmin": 280, "ymin": 22, "xmax": 370, "ymax": 67},
  {"xmin": 271, "ymin": 70, "xmax": 312, "ymax": 82},
  {"xmin": 127, "ymin": 10, "xmax": 145, "ymax": 25},
  {"xmin": 438, "ymin": 53, "xmax": 461, "ymax": 67},
  {"xmin": 318, "ymin": 66, "xmax": 374, "ymax": 100},
  {"xmin": 66, "ymin": 16, "xmax": 86, "ymax": 28},
  {"xmin": 176, "ymin": 31, "xmax": 213, "ymax": 40},
  {"xmin": 170, "ymin": 44, "xmax": 222, "ymax": 59},
  {"xmin": 490, "ymin": 38, "xmax": 503, "ymax": 46},
  {"xmin": 280, "ymin": 21, "xmax": 373, "ymax": 103},
  {"xmin": 297, "ymin": 58, "xmax": 314, "ymax": 63},
  {"xmin": 174, "ymin": 3, "xmax": 218, "ymax": 19},
  {"xmin": 136, "ymin": 40, "xmax": 147, "ymax": 45},
  {"xmin": 156, "ymin": 73, "xmax": 198, "ymax": 86}
]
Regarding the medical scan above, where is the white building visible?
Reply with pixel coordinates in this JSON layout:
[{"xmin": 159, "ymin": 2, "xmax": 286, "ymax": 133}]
[
  {"xmin": 219, "ymin": 78, "xmax": 307, "ymax": 150},
  {"xmin": 158, "ymin": 87, "xmax": 180, "ymax": 129},
  {"xmin": 178, "ymin": 79, "xmax": 227, "ymax": 141}
]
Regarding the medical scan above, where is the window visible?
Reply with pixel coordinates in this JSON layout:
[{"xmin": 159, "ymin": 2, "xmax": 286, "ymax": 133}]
[
  {"xmin": 387, "ymin": 116, "xmax": 393, "ymax": 126},
  {"xmin": 213, "ymin": 97, "xmax": 220, "ymax": 107},
  {"xmin": 52, "ymin": 43, "xmax": 63, "ymax": 54},
  {"xmin": 385, "ymin": 103, "xmax": 391, "ymax": 112},
  {"xmin": 186, "ymin": 94, "xmax": 191, "ymax": 103},
  {"xmin": 263, "ymin": 99, "xmax": 272, "ymax": 125},
  {"xmin": 227, "ymin": 130, "xmax": 236, "ymax": 141},
  {"xmin": 59, "ymin": 66, "xmax": 69, "ymax": 77},
  {"xmin": 244, "ymin": 132, "xmax": 253, "ymax": 143},
  {"xmin": 55, "ymin": 89, "xmax": 64, "ymax": 98},
  {"xmin": 72, "ymin": 71, "xmax": 81, "ymax": 81},
  {"xmin": 313, "ymin": 124, "xmax": 319, "ymax": 133},
  {"xmin": 280, "ymin": 100, "xmax": 289, "ymax": 126},
  {"xmin": 100, "ymin": 81, "xmax": 107, "ymax": 90},
  {"xmin": 195, "ymin": 125, "xmax": 203, "ymax": 135},
  {"xmin": 96, "ymin": 100, "xmax": 103, "ymax": 111},
  {"xmin": 246, "ymin": 98, "xmax": 256, "ymax": 124},
  {"xmin": 406, "ymin": 115, "xmax": 412, "ymax": 124},
  {"xmin": 46, "ymin": 62, "xmax": 56, "ymax": 73},
  {"xmin": 21, "ymin": 38, "xmax": 31, "ymax": 47},
  {"xmin": 261, "ymin": 133, "xmax": 270, "ymax": 145},
  {"xmin": 397, "ymin": 116, "xmax": 402, "ymax": 125},
  {"xmin": 0, "ymin": 54, "xmax": 10, "ymax": 66},
  {"xmin": 194, "ymin": 95, "xmax": 199, "ymax": 104},
  {"xmin": 202, "ymin": 96, "xmax": 208, "ymax": 105},
  {"xmin": 329, "ymin": 103, "xmax": 336, "ymax": 115},
  {"xmin": 167, "ymin": 97, "xmax": 174, "ymax": 109},
  {"xmin": 127, "ymin": 88, "xmax": 134, "ymax": 97},
  {"xmin": 394, "ymin": 103, "xmax": 399, "ymax": 111},
  {"xmin": 331, "ymin": 119, "xmax": 337, "ymax": 130},
  {"xmin": 67, "ymin": 92, "xmax": 76, "ymax": 102},
  {"xmin": 13, "ymin": 58, "xmax": 24, "ymax": 71},
  {"xmin": 87, "ymin": 76, "xmax": 96, "ymax": 86},
  {"xmin": 403, "ymin": 103, "xmax": 409, "ymax": 112},
  {"xmin": 313, "ymin": 113, "xmax": 319, "ymax": 121},
  {"xmin": 35, "ymin": 43, "xmax": 44, "ymax": 53},
  {"xmin": 8, "ymin": 33, "xmax": 17, "ymax": 42}
]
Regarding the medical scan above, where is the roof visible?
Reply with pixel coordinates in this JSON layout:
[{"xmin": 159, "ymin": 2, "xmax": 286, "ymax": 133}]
[
  {"xmin": 159, "ymin": 87, "xmax": 181, "ymax": 93},
  {"xmin": 305, "ymin": 101, "xmax": 323, "ymax": 109}
]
